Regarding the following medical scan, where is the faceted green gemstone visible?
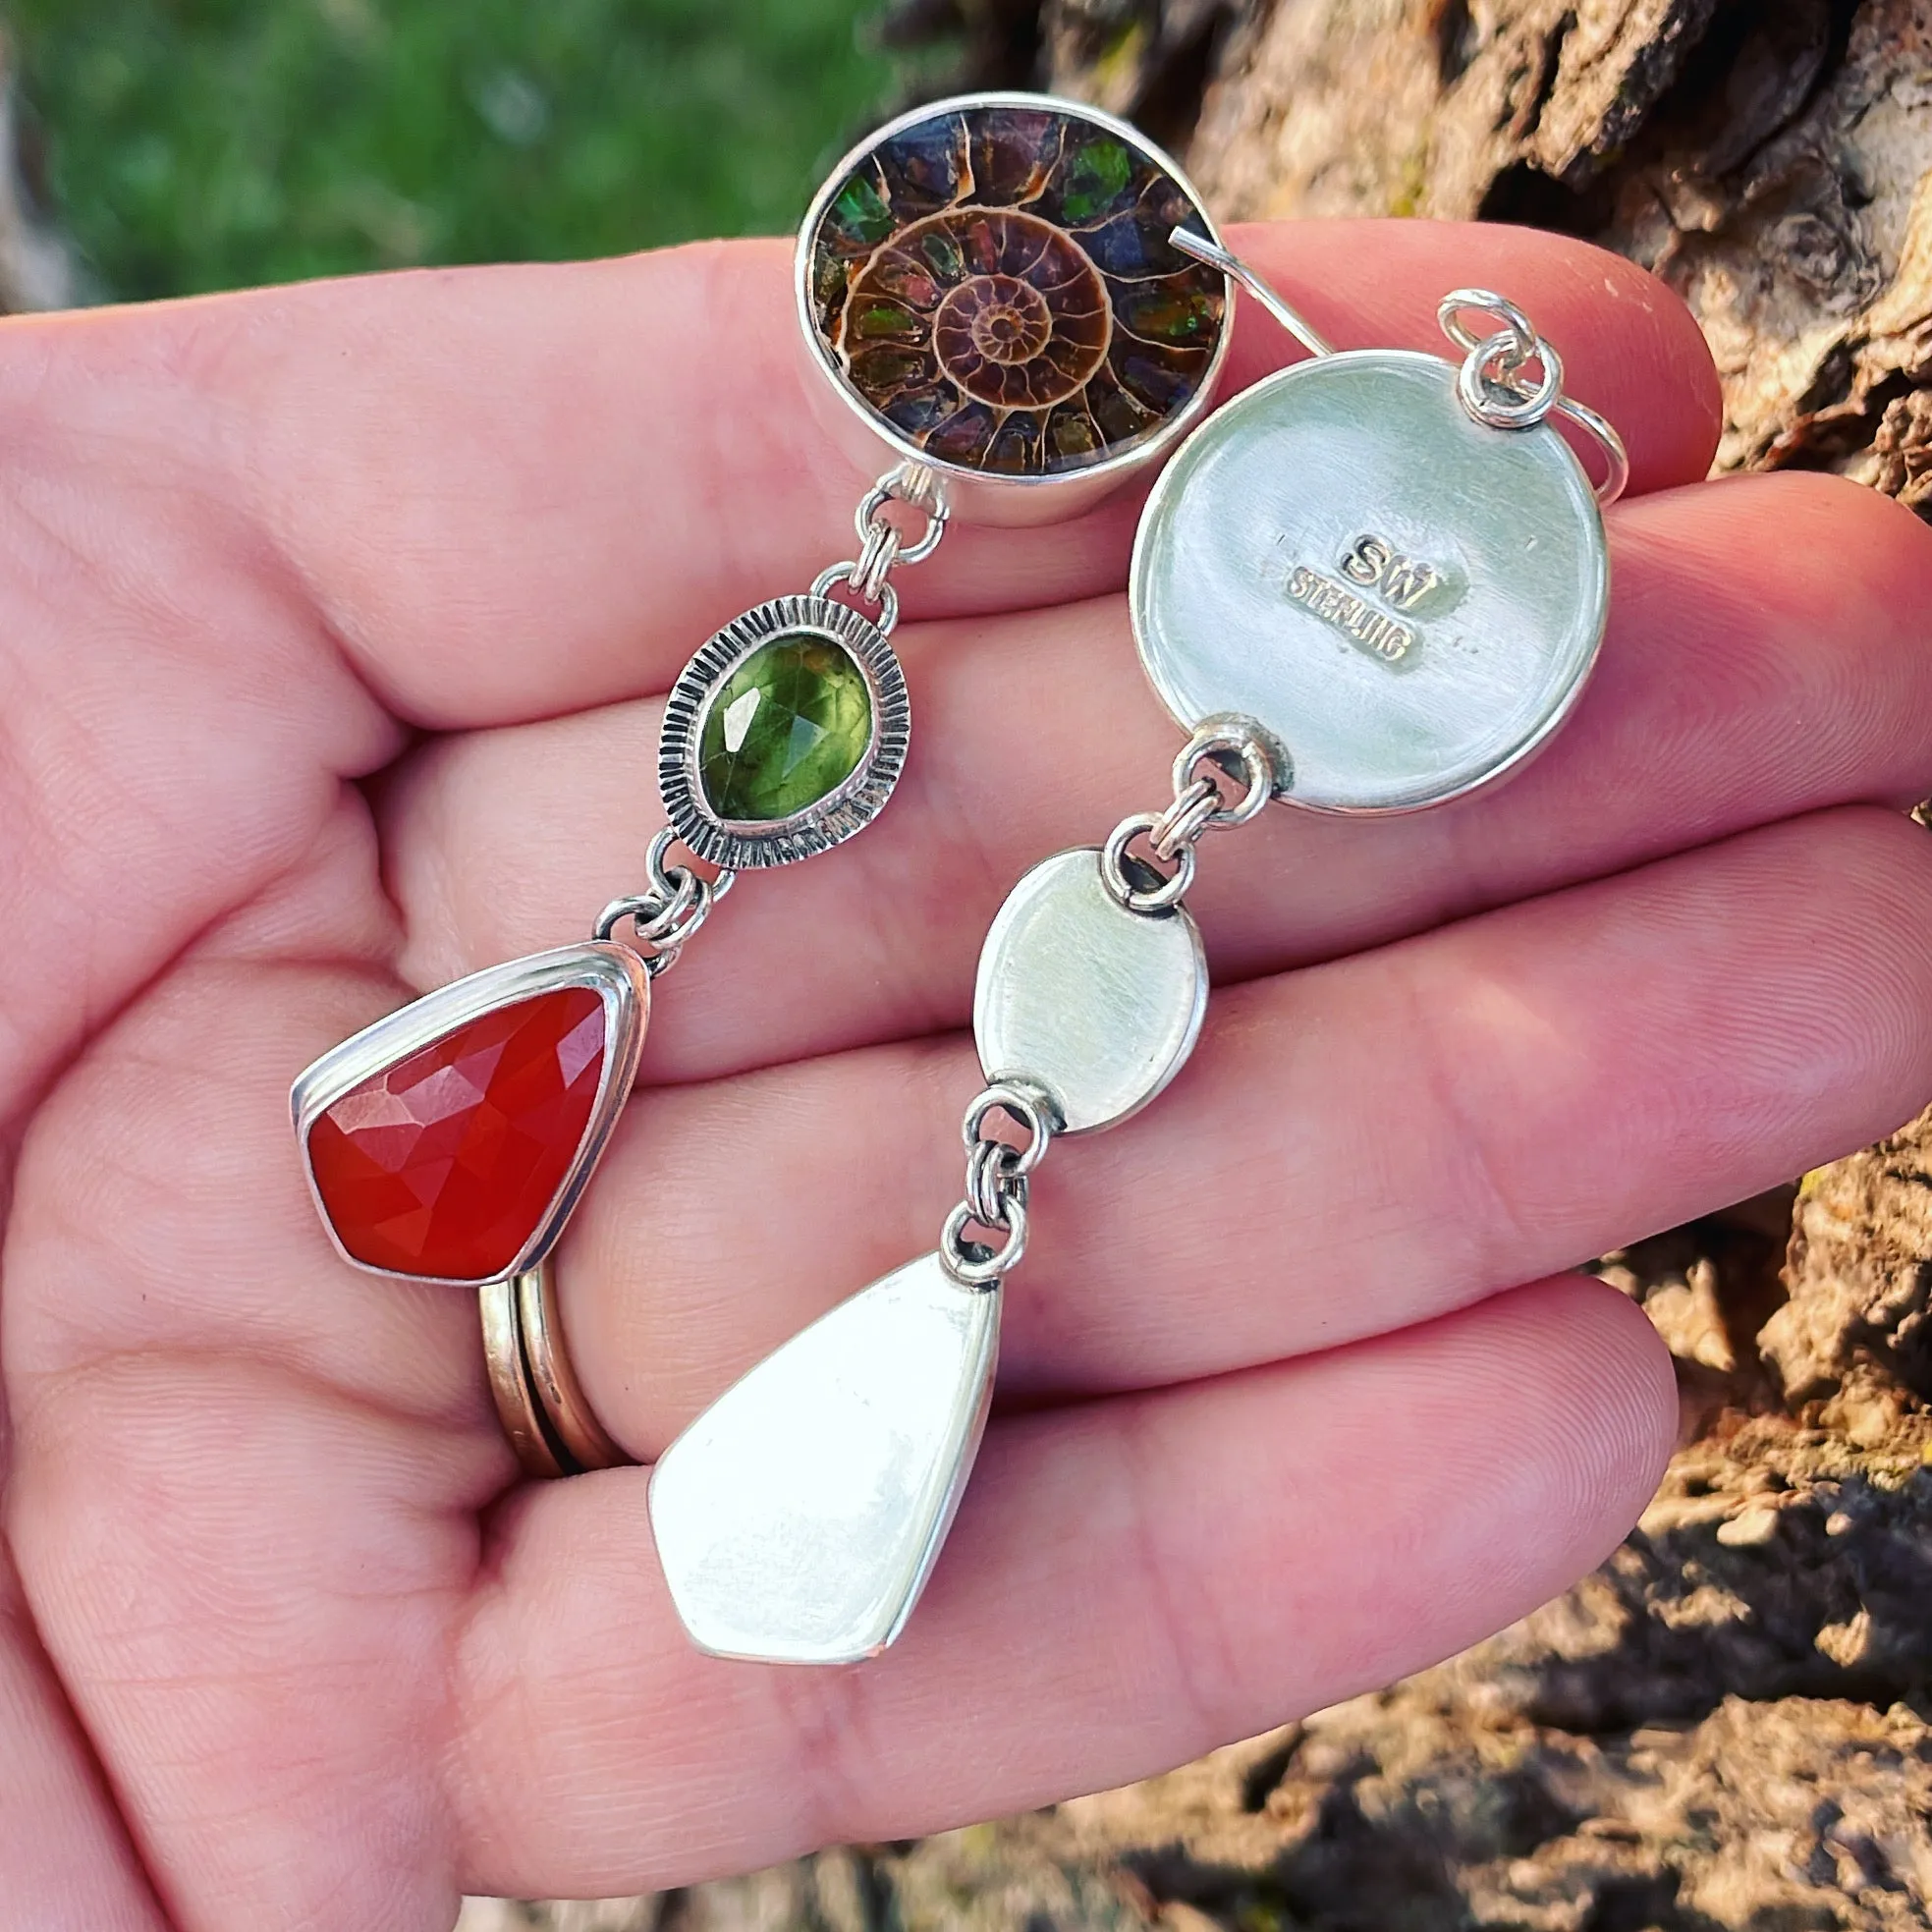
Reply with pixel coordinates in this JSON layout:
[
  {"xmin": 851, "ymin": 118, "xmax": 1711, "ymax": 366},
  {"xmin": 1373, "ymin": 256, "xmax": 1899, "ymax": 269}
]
[{"xmin": 699, "ymin": 634, "xmax": 874, "ymax": 823}]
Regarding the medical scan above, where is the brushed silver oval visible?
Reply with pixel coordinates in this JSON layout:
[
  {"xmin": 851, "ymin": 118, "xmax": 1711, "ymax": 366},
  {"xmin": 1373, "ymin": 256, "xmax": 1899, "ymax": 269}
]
[
  {"xmin": 1130, "ymin": 348, "xmax": 1610, "ymax": 815},
  {"xmin": 973, "ymin": 847, "xmax": 1207, "ymax": 1135}
]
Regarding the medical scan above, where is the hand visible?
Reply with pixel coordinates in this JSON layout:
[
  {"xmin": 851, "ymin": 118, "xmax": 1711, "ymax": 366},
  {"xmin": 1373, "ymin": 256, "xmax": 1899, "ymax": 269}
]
[{"xmin": 5, "ymin": 222, "xmax": 1931, "ymax": 1928}]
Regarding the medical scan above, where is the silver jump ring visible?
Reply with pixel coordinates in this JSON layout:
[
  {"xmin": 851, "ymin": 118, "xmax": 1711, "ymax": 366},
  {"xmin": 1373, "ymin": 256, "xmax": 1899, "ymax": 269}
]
[
  {"xmin": 1101, "ymin": 812, "xmax": 1196, "ymax": 914},
  {"xmin": 1459, "ymin": 336, "xmax": 1564, "ymax": 429},
  {"xmin": 965, "ymin": 1137, "xmax": 1023, "ymax": 1231},
  {"xmin": 851, "ymin": 520, "xmax": 901, "ymax": 605},
  {"xmin": 596, "ymin": 832, "xmax": 734, "ymax": 974},
  {"xmin": 594, "ymin": 874, "xmax": 695, "ymax": 947},
  {"xmin": 1173, "ymin": 724, "xmax": 1275, "ymax": 826},
  {"xmin": 940, "ymin": 1195, "xmax": 1027, "ymax": 1288},
  {"xmin": 856, "ymin": 467, "xmax": 949, "ymax": 568},
  {"xmin": 1440, "ymin": 292, "xmax": 1626, "ymax": 500},
  {"xmin": 961, "ymin": 1080, "xmax": 1056, "ymax": 1176},
  {"xmin": 595, "ymin": 900, "xmax": 687, "ymax": 976},
  {"xmin": 594, "ymin": 896, "xmax": 654, "ymax": 944},
  {"xmin": 809, "ymin": 562, "xmax": 901, "ymax": 636},
  {"xmin": 647, "ymin": 828, "xmax": 736, "ymax": 917},
  {"xmin": 639, "ymin": 862, "xmax": 702, "ymax": 936},
  {"xmin": 1150, "ymin": 777, "xmax": 1221, "ymax": 860},
  {"xmin": 1438, "ymin": 288, "xmax": 1538, "ymax": 361}
]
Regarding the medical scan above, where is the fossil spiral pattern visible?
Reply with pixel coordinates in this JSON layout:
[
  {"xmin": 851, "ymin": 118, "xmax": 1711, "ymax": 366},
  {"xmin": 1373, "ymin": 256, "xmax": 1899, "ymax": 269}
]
[{"xmin": 808, "ymin": 103, "xmax": 1226, "ymax": 476}]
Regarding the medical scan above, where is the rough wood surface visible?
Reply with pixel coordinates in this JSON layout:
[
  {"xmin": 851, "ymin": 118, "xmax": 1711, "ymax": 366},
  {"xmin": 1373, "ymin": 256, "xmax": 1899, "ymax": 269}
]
[{"xmin": 471, "ymin": 4, "xmax": 1932, "ymax": 1924}]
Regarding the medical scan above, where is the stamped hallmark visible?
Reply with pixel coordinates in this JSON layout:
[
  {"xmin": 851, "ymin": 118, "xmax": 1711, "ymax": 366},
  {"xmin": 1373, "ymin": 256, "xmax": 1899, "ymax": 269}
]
[
  {"xmin": 1286, "ymin": 532, "xmax": 1456, "ymax": 667},
  {"xmin": 1339, "ymin": 534, "xmax": 1444, "ymax": 610}
]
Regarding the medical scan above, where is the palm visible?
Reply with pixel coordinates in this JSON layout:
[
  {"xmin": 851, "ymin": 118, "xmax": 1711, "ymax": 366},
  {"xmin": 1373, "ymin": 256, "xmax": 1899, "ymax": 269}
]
[{"xmin": 5, "ymin": 223, "xmax": 1932, "ymax": 1929}]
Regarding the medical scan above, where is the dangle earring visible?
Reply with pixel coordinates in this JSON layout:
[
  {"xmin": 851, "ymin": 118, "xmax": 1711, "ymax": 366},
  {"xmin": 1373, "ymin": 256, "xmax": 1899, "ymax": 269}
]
[
  {"xmin": 290, "ymin": 93, "xmax": 1236, "ymax": 1478},
  {"xmin": 648, "ymin": 242, "xmax": 1628, "ymax": 1662}
]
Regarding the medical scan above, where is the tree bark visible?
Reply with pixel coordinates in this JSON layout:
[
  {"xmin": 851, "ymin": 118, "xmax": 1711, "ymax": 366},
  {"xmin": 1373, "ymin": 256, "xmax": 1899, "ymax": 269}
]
[{"xmin": 471, "ymin": 6, "xmax": 1932, "ymax": 1925}]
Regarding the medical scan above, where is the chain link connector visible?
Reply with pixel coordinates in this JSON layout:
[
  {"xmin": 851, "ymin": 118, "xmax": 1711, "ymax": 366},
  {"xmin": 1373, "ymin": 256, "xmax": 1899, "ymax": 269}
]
[
  {"xmin": 940, "ymin": 1079, "xmax": 1056, "ymax": 1289},
  {"xmin": 1459, "ymin": 335, "xmax": 1565, "ymax": 431},
  {"xmin": 812, "ymin": 462, "xmax": 950, "ymax": 635},
  {"xmin": 856, "ymin": 462, "xmax": 948, "ymax": 566},
  {"xmin": 940, "ymin": 1196, "xmax": 1027, "ymax": 1288},
  {"xmin": 810, "ymin": 561, "xmax": 901, "ymax": 635},
  {"xmin": 1101, "ymin": 813, "xmax": 1197, "ymax": 913},
  {"xmin": 965, "ymin": 1136, "xmax": 1023, "ymax": 1232},
  {"xmin": 1149, "ymin": 776, "xmax": 1221, "ymax": 860},
  {"xmin": 1439, "ymin": 289, "xmax": 1539, "ymax": 363},
  {"xmin": 594, "ymin": 829, "xmax": 735, "ymax": 977},
  {"xmin": 1437, "ymin": 288, "xmax": 1628, "ymax": 506},
  {"xmin": 850, "ymin": 517, "xmax": 900, "ymax": 605},
  {"xmin": 1173, "ymin": 723, "xmax": 1276, "ymax": 826},
  {"xmin": 961, "ymin": 1080, "xmax": 1057, "ymax": 1173},
  {"xmin": 1101, "ymin": 720, "xmax": 1276, "ymax": 915}
]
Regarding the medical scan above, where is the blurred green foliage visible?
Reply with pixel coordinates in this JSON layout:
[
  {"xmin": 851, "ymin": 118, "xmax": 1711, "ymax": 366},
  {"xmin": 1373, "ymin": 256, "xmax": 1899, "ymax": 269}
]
[{"xmin": 11, "ymin": 0, "xmax": 895, "ymax": 300}]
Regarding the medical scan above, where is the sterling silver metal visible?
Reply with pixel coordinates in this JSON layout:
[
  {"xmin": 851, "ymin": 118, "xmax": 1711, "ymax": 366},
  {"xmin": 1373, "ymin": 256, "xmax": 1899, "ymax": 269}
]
[
  {"xmin": 648, "ymin": 247, "xmax": 1633, "ymax": 1672},
  {"xmin": 1440, "ymin": 291, "xmax": 1628, "ymax": 501},
  {"xmin": 793, "ymin": 91, "xmax": 1234, "ymax": 528},
  {"xmin": 595, "ymin": 828, "xmax": 735, "ymax": 977},
  {"xmin": 941, "ymin": 1079, "xmax": 1055, "ymax": 1286},
  {"xmin": 292, "ymin": 942, "xmax": 650, "ymax": 1288},
  {"xmin": 806, "ymin": 462, "xmax": 950, "ymax": 636},
  {"xmin": 1098, "ymin": 718, "xmax": 1276, "ymax": 913},
  {"xmin": 1169, "ymin": 228, "xmax": 1332, "ymax": 359},
  {"xmin": 657, "ymin": 592, "xmax": 911, "ymax": 870},
  {"xmin": 976, "ymin": 847, "xmax": 1209, "ymax": 1134},
  {"xmin": 1131, "ymin": 347, "xmax": 1612, "ymax": 814},
  {"xmin": 650, "ymin": 1251, "xmax": 1000, "ymax": 1663}
]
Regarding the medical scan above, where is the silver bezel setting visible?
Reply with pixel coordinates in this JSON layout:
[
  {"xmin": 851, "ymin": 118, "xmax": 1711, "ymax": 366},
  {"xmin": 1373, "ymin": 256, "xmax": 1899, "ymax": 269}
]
[
  {"xmin": 658, "ymin": 593, "xmax": 910, "ymax": 870},
  {"xmin": 1127, "ymin": 347, "xmax": 1611, "ymax": 816},
  {"xmin": 794, "ymin": 89, "xmax": 1234, "ymax": 522},
  {"xmin": 291, "ymin": 942, "xmax": 649, "ymax": 1288}
]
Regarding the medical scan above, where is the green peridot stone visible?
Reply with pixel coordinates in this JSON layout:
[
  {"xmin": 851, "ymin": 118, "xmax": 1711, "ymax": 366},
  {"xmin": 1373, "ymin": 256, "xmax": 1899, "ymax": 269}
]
[{"xmin": 699, "ymin": 633, "xmax": 874, "ymax": 823}]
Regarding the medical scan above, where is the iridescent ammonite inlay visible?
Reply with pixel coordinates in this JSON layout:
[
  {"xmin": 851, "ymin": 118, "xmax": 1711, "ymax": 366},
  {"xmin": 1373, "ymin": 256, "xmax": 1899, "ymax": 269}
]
[{"xmin": 807, "ymin": 101, "xmax": 1226, "ymax": 477}]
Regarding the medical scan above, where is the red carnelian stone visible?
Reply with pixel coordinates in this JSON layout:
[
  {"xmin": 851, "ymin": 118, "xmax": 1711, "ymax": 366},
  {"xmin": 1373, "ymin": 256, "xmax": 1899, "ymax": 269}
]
[{"xmin": 308, "ymin": 987, "xmax": 608, "ymax": 1281}]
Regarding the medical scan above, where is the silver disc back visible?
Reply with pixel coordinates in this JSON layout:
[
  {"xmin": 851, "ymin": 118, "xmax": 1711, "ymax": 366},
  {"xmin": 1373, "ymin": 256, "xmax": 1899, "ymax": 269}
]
[
  {"xmin": 974, "ymin": 847, "xmax": 1207, "ymax": 1135},
  {"xmin": 1130, "ymin": 349, "xmax": 1610, "ymax": 814}
]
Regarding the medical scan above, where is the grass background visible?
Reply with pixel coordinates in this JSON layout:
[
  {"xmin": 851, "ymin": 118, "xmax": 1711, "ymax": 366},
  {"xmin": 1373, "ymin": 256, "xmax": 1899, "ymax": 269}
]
[{"xmin": 10, "ymin": 0, "xmax": 898, "ymax": 301}]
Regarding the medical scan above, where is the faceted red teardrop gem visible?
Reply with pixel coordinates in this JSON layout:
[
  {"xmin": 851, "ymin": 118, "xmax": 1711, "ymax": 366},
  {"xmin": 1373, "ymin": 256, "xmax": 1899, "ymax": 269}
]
[{"xmin": 307, "ymin": 987, "xmax": 609, "ymax": 1282}]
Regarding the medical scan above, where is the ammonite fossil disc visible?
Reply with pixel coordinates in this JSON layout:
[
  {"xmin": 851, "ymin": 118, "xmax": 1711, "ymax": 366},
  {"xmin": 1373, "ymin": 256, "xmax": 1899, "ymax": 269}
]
[{"xmin": 800, "ymin": 94, "xmax": 1228, "ymax": 482}]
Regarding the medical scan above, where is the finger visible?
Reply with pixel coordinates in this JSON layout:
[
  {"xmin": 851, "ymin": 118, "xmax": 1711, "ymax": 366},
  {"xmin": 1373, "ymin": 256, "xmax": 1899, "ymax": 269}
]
[
  {"xmin": 447, "ymin": 1276, "xmax": 1673, "ymax": 1896},
  {"xmin": 385, "ymin": 471, "xmax": 1932, "ymax": 1085},
  {"xmin": 0, "ymin": 1554, "xmax": 169, "ymax": 1931},
  {"xmin": 555, "ymin": 805, "xmax": 1932, "ymax": 1439},
  {"xmin": 19, "ymin": 223, "xmax": 1712, "ymax": 731},
  {"xmin": 7, "ymin": 847, "xmax": 501, "ymax": 1931},
  {"xmin": 0, "ymin": 407, "xmax": 397, "ymax": 1131}
]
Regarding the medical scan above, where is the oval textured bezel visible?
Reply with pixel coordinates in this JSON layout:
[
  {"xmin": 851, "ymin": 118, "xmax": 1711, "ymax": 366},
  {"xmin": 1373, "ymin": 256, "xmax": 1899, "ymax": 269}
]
[
  {"xmin": 659, "ymin": 593, "xmax": 910, "ymax": 870},
  {"xmin": 795, "ymin": 89, "xmax": 1233, "ymax": 500}
]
